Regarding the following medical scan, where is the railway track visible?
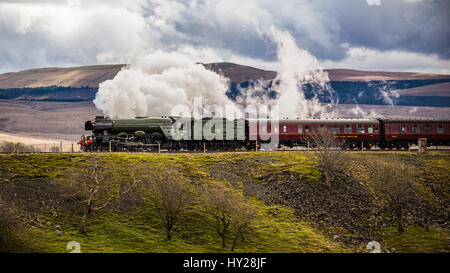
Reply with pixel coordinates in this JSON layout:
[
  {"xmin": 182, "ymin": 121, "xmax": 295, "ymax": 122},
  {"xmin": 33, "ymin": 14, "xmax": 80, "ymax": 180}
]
[{"xmin": 77, "ymin": 145, "xmax": 450, "ymax": 154}]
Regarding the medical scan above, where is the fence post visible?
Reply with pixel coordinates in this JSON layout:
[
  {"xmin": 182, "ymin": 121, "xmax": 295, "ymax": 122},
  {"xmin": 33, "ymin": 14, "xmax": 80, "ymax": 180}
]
[
  {"xmin": 109, "ymin": 141, "xmax": 112, "ymax": 153},
  {"xmin": 256, "ymin": 140, "xmax": 258, "ymax": 152},
  {"xmin": 203, "ymin": 142, "xmax": 206, "ymax": 154},
  {"xmin": 44, "ymin": 144, "xmax": 46, "ymax": 153},
  {"xmin": 158, "ymin": 143, "xmax": 160, "ymax": 154},
  {"xmin": 60, "ymin": 141, "xmax": 62, "ymax": 153},
  {"xmin": 71, "ymin": 143, "xmax": 74, "ymax": 153},
  {"xmin": 418, "ymin": 138, "xmax": 427, "ymax": 154}
]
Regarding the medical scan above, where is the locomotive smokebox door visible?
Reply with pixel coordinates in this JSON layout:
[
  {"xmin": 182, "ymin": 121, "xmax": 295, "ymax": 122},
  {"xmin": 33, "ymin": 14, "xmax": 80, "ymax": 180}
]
[{"xmin": 85, "ymin": 121, "xmax": 93, "ymax": 131}]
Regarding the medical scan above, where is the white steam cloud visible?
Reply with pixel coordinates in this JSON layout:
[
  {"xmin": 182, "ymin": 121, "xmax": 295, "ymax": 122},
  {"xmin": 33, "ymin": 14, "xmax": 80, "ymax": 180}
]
[
  {"xmin": 94, "ymin": 27, "xmax": 339, "ymax": 120},
  {"xmin": 270, "ymin": 27, "xmax": 336, "ymax": 119},
  {"xmin": 93, "ymin": 51, "xmax": 231, "ymax": 118}
]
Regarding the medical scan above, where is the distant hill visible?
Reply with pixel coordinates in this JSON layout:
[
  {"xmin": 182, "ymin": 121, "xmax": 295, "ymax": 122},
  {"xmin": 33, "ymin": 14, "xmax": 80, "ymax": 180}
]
[
  {"xmin": 0, "ymin": 64, "xmax": 125, "ymax": 89},
  {"xmin": 0, "ymin": 62, "xmax": 449, "ymax": 106}
]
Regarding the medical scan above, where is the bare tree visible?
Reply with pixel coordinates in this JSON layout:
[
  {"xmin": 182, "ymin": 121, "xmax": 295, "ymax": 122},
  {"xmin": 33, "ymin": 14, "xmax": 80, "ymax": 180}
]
[
  {"xmin": 230, "ymin": 202, "xmax": 257, "ymax": 252},
  {"xmin": 307, "ymin": 129, "xmax": 349, "ymax": 188},
  {"xmin": 370, "ymin": 158, "xmax": 416, "ymax": 233},
  {"xmin": 147, "ymin": 170, "xmax": 194, "ymax": 240},
  {"xmin": 0, "ymin": 141, "xmax": 34, "ymax": 154},
  {"xmin": 63, "ymin": 157, "xmax": 140, "ymax": 234},
  {"xmin": 202, "ymin": 186, "xmax": 242, "ymax": 248}
]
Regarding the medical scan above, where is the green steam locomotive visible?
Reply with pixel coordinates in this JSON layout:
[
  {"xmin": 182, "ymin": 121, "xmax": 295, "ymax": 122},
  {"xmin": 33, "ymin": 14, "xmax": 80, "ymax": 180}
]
[{"xmin": 81, "ymin": 116, "xmax": 250, "ymax": 152}]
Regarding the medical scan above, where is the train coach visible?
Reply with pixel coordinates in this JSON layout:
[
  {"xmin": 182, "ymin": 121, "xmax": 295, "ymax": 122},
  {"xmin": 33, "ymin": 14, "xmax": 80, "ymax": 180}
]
[
  {"xmin": 250, "ymin": 119, "xmax": 381, "ymax": 150},
  {"xmin": 379, "ymin": 119, "xmax": 450, "ymax": 149}
]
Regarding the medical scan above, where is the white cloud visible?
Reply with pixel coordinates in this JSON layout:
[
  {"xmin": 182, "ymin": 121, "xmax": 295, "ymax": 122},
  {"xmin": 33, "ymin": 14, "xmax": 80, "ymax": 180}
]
[
  {"xmin": 0, "ymin": 1, "xmax": 156, "ymax": 71},
  {"xmin": 366, "ymin": 0, "xmax": 382, "ymax": 6},
  {"xmin": 0, "ymin": 0, "xmax": 448, "ymax": 74},
  {"xmin": 321, "ymin": 46, "xmax": 450, "ymax": 74}
]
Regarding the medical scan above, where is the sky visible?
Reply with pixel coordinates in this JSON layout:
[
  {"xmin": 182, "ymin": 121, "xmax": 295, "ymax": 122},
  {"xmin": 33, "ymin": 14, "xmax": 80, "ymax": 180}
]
[{"xmin": 0, "ymin": 0, "xmax": 449, "ymax": 74}]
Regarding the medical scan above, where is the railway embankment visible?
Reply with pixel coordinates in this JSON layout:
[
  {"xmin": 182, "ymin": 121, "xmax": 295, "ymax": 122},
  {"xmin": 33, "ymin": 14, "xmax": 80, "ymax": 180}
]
[{"xmin": 0, "ymin": 151, "xmax": 448, "ymax": 253}]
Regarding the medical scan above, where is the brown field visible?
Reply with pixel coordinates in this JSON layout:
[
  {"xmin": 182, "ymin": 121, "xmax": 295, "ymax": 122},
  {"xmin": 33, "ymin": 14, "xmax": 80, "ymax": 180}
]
[
  {"xmin": 0, "ymin": 64, "xmax": 125, "ymax": 88},
  {"xmin": 0, "ymin": 99, "xmax": 101, "ymax": 141},
  {"xmin": 395, "ymin": 82, "xmax": 450, "ymax": 97}
]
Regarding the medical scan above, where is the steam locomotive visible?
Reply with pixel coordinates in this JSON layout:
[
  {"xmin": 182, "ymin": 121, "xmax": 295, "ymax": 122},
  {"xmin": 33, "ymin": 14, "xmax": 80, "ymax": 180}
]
[{"xmin": 80, "ymin": 116, "xmax": 450, "ymax": 151}]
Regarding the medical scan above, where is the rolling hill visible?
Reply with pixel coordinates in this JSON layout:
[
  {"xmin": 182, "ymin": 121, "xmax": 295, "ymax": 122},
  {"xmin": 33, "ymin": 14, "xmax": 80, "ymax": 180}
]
[{"xmin": 0, "ymin": 62, "xmax": 449, "ymax": 106}]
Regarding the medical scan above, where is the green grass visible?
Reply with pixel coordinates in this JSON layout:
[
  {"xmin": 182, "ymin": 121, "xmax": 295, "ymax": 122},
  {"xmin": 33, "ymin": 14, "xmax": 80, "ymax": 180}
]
[
  {"xmin": 1, "ymin": 151, "xmax": 449, "ymax": 253},
  {"xmin": 381, "ymin": 226, "xmax": 449, "ymax": 253},
  {"xmin": 16, "ymin": 201, "xmax": 344, "ymax": 253},
  {"xmin": 0, "ymin": 152, "xmax": 343, "ymax": 253}
]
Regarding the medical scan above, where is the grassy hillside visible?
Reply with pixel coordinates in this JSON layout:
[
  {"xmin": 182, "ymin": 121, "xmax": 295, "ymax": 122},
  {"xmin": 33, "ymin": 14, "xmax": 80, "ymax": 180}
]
[{"xmin": 0, "ymin": 152, "xmax": 448, "ymax": 253}]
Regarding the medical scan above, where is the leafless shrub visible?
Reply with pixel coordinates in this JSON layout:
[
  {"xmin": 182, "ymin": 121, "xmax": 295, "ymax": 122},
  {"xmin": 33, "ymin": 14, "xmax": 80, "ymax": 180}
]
[
  {"xmin": 369, "ymin": 158, "xmax": 417, "ymax": 233},
  {"xmin": 307, "ymin": 129, "xmax": 349, "ymax": 188},
  {"xmin": 202, "ymin": 186, "xmax": 235, "ymax": 247},
  {"xmin": 0, "ymin": 141, "xmax": 35, "ymax": 154},
  {"xmin": 146, "ymin": 169, "xmax": 194, "ymax": 241},
  {"xmin": 230, "ymin": 201, "xmax": 257, "ymax": 251},
  {"xmin": 201, "ymin": 185, "xmax": 257, "ymax": 250},
  {"xmin": 62, "ymin": 157, "xmax": 140, "ymax": 234}
]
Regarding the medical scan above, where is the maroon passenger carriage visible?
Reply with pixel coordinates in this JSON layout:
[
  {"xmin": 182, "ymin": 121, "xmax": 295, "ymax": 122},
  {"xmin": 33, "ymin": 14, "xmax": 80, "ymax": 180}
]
[
  {"xmin": 380, "ymin": 119, "xmax": 450, "ymax": 149},
  {"xmin": 249, "ymin": 118, "xmax": 450, "ymax": 150},
  {"xmin": 250, "ymin": 119, "xmax": 381, "ymax": 149}
]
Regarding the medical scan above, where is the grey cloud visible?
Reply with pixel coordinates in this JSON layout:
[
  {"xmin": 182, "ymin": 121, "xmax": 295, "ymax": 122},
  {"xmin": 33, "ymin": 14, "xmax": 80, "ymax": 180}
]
[{"xmin": 0, "ymin": 0, "xmax": 448, "ymax": 73}]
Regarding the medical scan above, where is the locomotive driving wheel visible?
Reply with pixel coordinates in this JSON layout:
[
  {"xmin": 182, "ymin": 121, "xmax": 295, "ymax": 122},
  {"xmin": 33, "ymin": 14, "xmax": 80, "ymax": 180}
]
[{"xmin": 151, "ymin": 132, "xmax": 165, "ymax": 144}]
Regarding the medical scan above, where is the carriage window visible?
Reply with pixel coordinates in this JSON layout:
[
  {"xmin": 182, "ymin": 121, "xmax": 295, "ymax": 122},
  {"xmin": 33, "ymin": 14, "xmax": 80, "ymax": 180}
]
[
  {"xmin": 386, "ymin": 125, "xmax": 391, "ymax": 134},
  {"xmin": 401, "ymin": 124, "xmax": 406, "ymax": 133},
  {"xmin": 412, "ymin": 124, "xmax": 419, "ymax": 133},
  {"xmin": 331, "ymin": 125, "xmax": 340, "ymax": 134},
  {"xmin": 282, "ymin": 125, "xmax": 287, "ymax": 133},
  {"xmin": 298, "ymin": 125, "xmax": 303, "ymax": 133},
  {"xmin": 319, "ymin": 124, "xmax": 326, "ymax": 133},
  {"xmin": 357, "ymin": 125, "xmax": 365, "ymax": 134},
  {"xmin": 424, "ymin": 124, "xmax": 432, "ymax": 133},
  {"xmin": 305, "ymin": 125, "xmax": 310, "ymax": 133},
  {"xmin": 374, "ymin": 125, "xmax": 379, "ymax": 133},
  {"xmin": 437, "ymin": 124, "xmax": 444, "ymax": 133},
  {"xmin": 368, "ymin": 125, "xmax": 373, "ymax": 134},
  {"xmin": 261, "ymin": 125, "xmax": 267, "ymax": 133},
  {"xmin": 344, "ymin": 125, "xmax": 352, "ymax": 134}
]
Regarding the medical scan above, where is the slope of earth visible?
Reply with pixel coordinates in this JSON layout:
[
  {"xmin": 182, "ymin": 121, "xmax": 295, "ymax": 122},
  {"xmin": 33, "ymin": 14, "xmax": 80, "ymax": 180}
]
[
  {"xmin": 0, "ymin": 63, "xmax": 449, "ymax": 106},
  {"xmin": 0, "ymin": 152, "xmax": 448, "ymax": 253},
  {"xmin": 0, "ymin": 99, "xmax": 101, "ymax": 141},
  {"xmin": 395, "ymin": 82, "xmax": 450, "ymax": 97},
  {"xmin": 0, "ymin": 153, "xmax": 345, "ymax": 253},
  {"xmin": 0, "ymin": 65, "xmax": 125, "ymax": 89}
]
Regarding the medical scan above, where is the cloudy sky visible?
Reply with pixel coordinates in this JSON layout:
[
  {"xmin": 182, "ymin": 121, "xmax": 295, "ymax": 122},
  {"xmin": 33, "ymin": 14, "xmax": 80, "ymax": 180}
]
[{"xmin": 0, "ymin": 0, "xmax": 449, "ymax": 73}]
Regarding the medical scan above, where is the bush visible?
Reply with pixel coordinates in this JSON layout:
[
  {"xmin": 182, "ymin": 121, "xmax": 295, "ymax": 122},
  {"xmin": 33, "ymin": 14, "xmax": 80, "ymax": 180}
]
[
  {"xmin": 307, "ymin": 130, "xmax": 349, "ymax": 188},
  {"xmin": 0, "ymin": 141, "xmax": 35, "ymax": 154}
]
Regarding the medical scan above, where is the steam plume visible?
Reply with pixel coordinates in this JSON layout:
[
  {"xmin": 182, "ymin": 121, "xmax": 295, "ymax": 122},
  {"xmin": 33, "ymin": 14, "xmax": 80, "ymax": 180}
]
[{"xmin": 93, "ymin": 51, "xmax": 231, "ymax": 118}]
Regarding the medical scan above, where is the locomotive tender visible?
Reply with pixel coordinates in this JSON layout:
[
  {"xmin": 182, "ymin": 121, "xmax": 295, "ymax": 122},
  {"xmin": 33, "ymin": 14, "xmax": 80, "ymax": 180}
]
[{"xmin": 80, "ymin": 116, "xmax": 450, "ymax": 151}]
